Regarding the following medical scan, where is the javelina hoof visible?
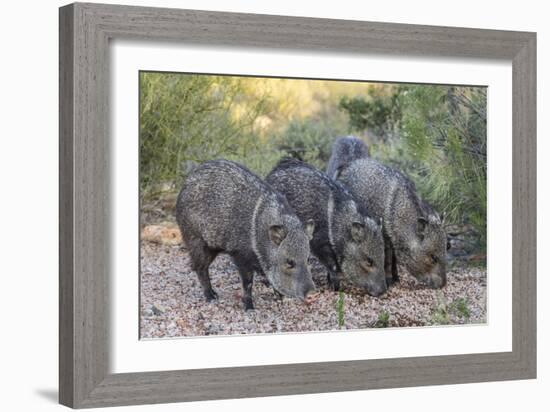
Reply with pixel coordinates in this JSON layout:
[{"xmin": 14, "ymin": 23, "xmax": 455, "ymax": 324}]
[
  {"xmin": 273, "ymin": 290, "xmax": 284, "ymax": 300},
  {"xmin": 204, "ymin": 289, "xmax": 218, "ymax": 301},
  {"xmin": 304, "ymin": 290, "xmax": 321, "ymax": 304},
  {"xmin": 329, "ymin": 279, "xmax": 341, "ymax": 291},
  {"xmin": 328, "ymin": 272, "xmax": 342, "ymax": 291},
  {"xmin": 243, "ymin": 298, "xmax": 255, "ymax": 311},
  {"xmin": 386, "ymin": 276, "xmax": 398, "ymax": 288},
  {"xmin": 259, "ymin": 277, "xmax": 271, "ymax": 287}
]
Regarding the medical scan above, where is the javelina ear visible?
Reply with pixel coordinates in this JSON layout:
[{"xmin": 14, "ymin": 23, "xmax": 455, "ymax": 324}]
[
  {"xmin": 351, "ymin": 221, "xmax": 366, "ymax": 242},
  {"xmin": 305, "ymin": 219, "xmax": 315, "ymax": 241},
  {"xmin": 269, "ymin": 225, "xmax": 287, "ymax": 246}
]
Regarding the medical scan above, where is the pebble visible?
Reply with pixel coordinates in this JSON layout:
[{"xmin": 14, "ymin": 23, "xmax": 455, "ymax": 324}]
[
  {"xmin": 151, "ymin": 302, "xmax": 166, "ymax": 315},
  {"xmin": 140, "ymin": 242, "xmax": 487, "ymax": 338}
]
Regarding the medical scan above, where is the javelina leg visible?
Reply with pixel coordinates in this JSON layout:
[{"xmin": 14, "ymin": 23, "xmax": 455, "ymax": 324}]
[
  {"xmin": 272, "ymin": 289, "xmax": 283, "ymax": 301},
  {"xmin": 391, "ymin": 248, "xmax": 399, "ymax": 284},
  {"xmin": 257, "ymin": 268, "xmax": 271, "ymax": 287},
  {"xmin": 255, "ymin": 269, "xmax": 281, "ymax": 300},
  {"xmin": 326, "ymin": 268, "xmax": 341, "ymax": 291},
  {"xmin": 232, "ymin": 254, "xmax": 255, "ymax": 310},
  {"xmin": 316, "ymin": 244, "xmax": 341, "ymax": 291},
  {"xmin": 384, "ymin": 240, "xmax": 395, "ymax": 287},
  {"xmin": 186, "ymin": 236, "xmax": 218, "ymax": 301},
  {"xmin": 240, "ymin": 272, "xmax": 254, "ymax": 311}
]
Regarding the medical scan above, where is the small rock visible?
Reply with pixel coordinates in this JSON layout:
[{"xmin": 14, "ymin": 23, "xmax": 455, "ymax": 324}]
[
  {"xmin": 141, "ymin": 224, "xmax": 182, "ymax": 245},
  {"xmin": 151, "ymin": 302, "xmax": 166, "ymax": 315}
]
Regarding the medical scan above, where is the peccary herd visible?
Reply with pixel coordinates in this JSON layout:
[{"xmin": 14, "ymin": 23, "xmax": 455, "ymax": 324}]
[{"xmin": 176, "ymin": 136, "xmax": 448, "ymax": 311}]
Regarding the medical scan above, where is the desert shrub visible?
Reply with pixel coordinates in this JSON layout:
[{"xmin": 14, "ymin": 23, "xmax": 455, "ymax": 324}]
[
  {"xmin": 272, "ymin": 118, "xmax": 342, "ymax": 170},
  {"xmin": 139, "ymin": 72, "xmax": 270, "ymax": 196},
  {"xmin": 396, "ymin": 86, "xmax": 487, "ymax": 245},
  {"xmin": 339, "ymin": 85, "xmax": 402, "ymax": 141},
  {"xmin": 140, "ymin": 72, "xmax": 487, "ymax": 250},
  {"xmin": 431, "ymin": 295, "xmax": 472, "ymax": 325}
]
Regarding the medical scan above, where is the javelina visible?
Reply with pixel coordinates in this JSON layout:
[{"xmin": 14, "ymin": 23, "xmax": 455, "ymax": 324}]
[
  {"xmin": 176, "ymin": 159, "xmax": 316, "ymax": 310},
  {"xmin": 326, "ymin": 136, "xmax": 370, "ymax": 179},
  {"xmin": 335, "ymin": 157, "xmax": 447, "ymax": 289},
  {"xmin": 267, "ymin": 158, "xmax": 386, "ymax": 296}
]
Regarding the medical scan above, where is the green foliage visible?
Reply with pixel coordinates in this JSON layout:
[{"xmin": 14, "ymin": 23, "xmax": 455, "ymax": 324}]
[
  {"xmin": 431, "ymin": 306, "xmax": 451, "ymax": 325},
  {"xmin": 139, "ymin": 73, "xmax": 349, "ymax": 200},
  {"xmin": 139, "ymin": 72, "xmax": 270, "ymax": 196},
  {"xmin": 140, "ymin": 72, "xmax": 487, "ymax": 256},
  {"xmin": 339, "ymin": 85, "xmax": 487, "ymax": 247},
  {"xmin": 339, "ymin": 86, "xmax": 401, "ymax": 141},
  {"xmin": 397, "ymin": 86, "xmax": 487, "ymax": 245},
  {"xmin": 431, "ymin": 292, "xmax": 451, "ymax": 325},
  {"xmin": 273, "ymin": 119, "xmax": 338, "ymax": 170},
  {"xmin": 431, "ymin": 294, "xmax": 471, "ymax": 325},
  {"xmin": 374, "ymin": 310, "xmax": 391, "ymax": 328},
  {"xmin": 451, "ymin": 298, "xmax": 471, "ymax": 320},
  {"xmin": 337, "ymin": 291, "xmax": 345, "ymax": 328}
]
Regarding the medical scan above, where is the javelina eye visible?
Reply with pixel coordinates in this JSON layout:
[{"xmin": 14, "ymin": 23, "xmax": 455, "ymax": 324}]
[
  {"xmin": 366, "ymin": 257, "xmax": 374, "ymax": 267},
  {"xmin": 286, "ymin": 259, "xmax": 296, "ymax": 269},
  {"xmin": 447, "ymin": 240, "xmax": 451, "ymax": 251},
  {"xmin": 431, "ymin": 254, "xmax": 438, "ymax": 264}
]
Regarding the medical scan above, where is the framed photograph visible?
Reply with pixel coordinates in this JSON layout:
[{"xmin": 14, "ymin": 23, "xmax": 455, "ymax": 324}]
[{"xmin": 59, "ymin": 2, "xmax": 536, "ymax": 408}]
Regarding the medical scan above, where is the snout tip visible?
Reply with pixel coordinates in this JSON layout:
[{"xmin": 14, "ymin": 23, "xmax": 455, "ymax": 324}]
[
  {"xmin": 427, "ymin": 275, "xmax": 447, "ymax": 289},
  {"xmin": 364, "ymin": 281, "xmax": 387, "ymax": 297},
  {"xmin": 368, "ymin": 286, "xmax": 387, "ymax": 297},
  {"xmin": 303, "ymin": 289, "xmax": 320, "ymax": 304}
]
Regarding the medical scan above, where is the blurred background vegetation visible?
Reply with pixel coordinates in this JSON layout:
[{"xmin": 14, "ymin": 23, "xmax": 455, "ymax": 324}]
[{"xmin": 140, "ymin": 72, "xmax": 486, "ymax": 254}]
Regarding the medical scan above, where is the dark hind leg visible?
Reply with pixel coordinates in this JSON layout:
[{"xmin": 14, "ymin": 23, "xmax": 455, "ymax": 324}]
[
  {"xmin": 232, "ymin": 253, "xmax": 256, "ymax": 311},
  {"xmin": 391, "ymin": 248, "xmax": 399, "ymax": 284},
  {"xmin": 384, "ymin": 239, "xmax": 397, "ymax": 287},
  {"xmin": 186, "ymin": 236, "xmax": 218, "ymax": 301}
]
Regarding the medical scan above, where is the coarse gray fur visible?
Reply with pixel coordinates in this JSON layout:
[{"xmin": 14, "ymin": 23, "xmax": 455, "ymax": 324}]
[
  {"xmin": 176, "ymin": 159, "xmax": 316, "ymax": 310},
  {"xmin": 326, "ymin": 136, "xmax": 370, "ymax": 179},
  {"xmin": 267, "ymin": 158, "xmax": 386, "ymax": 296},
  {"xmin": 336, "ymin": 157, "xmax": 447, "ymax": 288}
]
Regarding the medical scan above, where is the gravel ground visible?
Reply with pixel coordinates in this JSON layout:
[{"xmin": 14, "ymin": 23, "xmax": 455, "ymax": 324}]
[{"xmin": 140, "ymin": 240, "xmax": 486, "ymax": 338}]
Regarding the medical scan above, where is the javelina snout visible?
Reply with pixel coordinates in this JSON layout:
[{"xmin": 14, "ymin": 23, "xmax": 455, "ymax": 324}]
[
  {"xmin": 349, "ymin": 265, "xmax": 387, "ymax": 297},
  {"xmin": 415, "ymin": 269, "xmax": 447, "ymax": 289},
  {"xmin": 298, "ymin": 277, "xmax": 318, "ymax": 302},
  {"xmin": 414, "ymin": 260, "xmax": 447, "ymax": 289},
  {"xmin": 404, "ymin": 215, "xmax": 448, "ymax": 289},
  {"xmin": 366, "ymin": 279, "xmax": 387, "ymax": 297}
]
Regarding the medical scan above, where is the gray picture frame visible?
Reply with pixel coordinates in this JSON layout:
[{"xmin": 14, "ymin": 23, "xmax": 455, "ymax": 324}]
[{"xmin": 59, "ymin": 2, "xmax": 536, "ymax": 408}]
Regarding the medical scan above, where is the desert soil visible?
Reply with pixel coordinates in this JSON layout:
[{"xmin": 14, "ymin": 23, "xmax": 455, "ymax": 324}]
[{"xmin": 140, "ymin": 235, "xmax": 487, "ymax": 338}]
